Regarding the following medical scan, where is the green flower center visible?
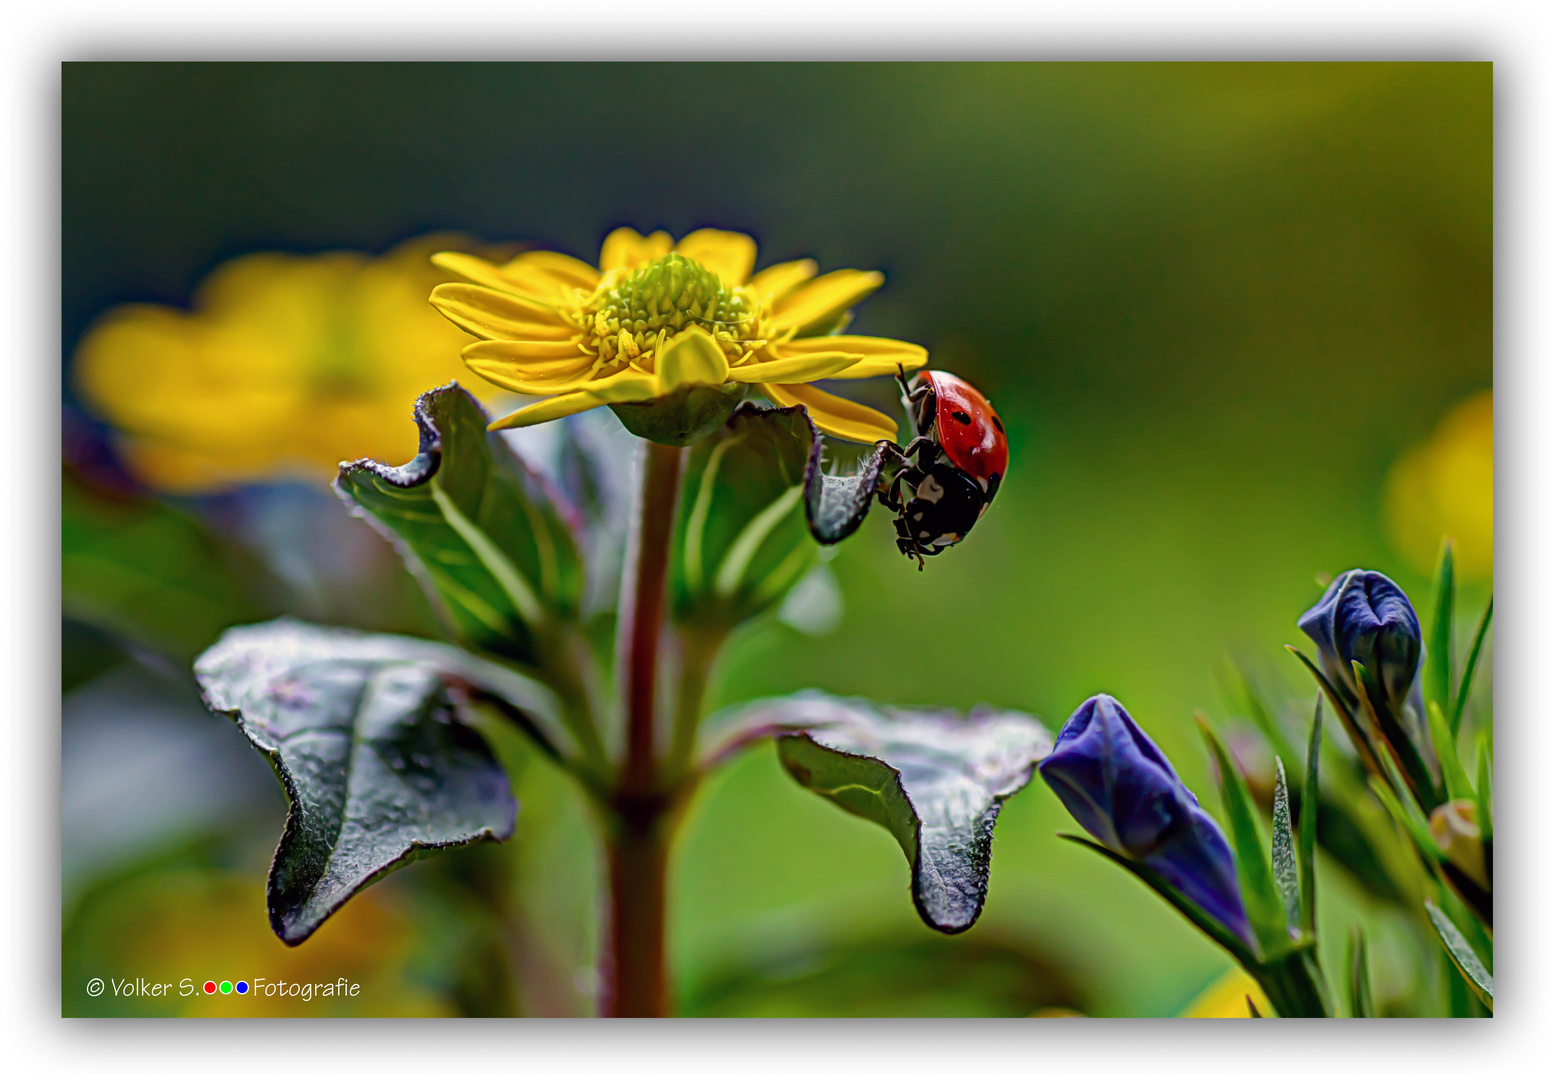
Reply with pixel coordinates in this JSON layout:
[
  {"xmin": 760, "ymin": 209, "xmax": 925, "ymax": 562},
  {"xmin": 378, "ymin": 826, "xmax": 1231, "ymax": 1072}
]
[{"xmin": 581, "ymin": 253, "xmax": 760, "ymax": 367}]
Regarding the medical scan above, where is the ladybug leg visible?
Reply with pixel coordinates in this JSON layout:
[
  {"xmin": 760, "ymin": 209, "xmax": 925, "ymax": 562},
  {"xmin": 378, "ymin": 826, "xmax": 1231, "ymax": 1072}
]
[
  {"xmin": 901, "ymin": 435, "xmax": 937, "ymax": 466},
  {"xmin": 878, "ymin": 440, "xmax": 921, "ymax": 486},
  {"xmin": 895, "ymin": 365, "xmax": 931, "ymax": 404},
  {"xmin": 892, "ymin": 517, "xmax": 926, "ymax": 571}
]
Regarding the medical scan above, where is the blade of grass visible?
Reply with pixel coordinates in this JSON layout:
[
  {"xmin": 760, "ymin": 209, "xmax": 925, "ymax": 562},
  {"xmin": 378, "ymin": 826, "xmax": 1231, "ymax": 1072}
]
[
  {"xmin": 1285, "ymin": 644, "xmax": 1384, "ymax": 778},
  {"xmin": 1298, "ymin": 698, "xmax": 1321, "ymax": 934},
  {"xmin": 1198, "ymin": 716, "xmax": 1288, "ymax": 949},
  {"xmin": 1426, "ymin": 539, "xmax": 1455, "ymax": 713},
  {"xmin": 1427, "ymin": 701, "xmax": 1474, "ymax": 802},
  {"xmin": 1426, "ymin": 899, "xmax": 1493, "ymax": 1009},
  {"xmin": 1346, "ymin": 928, "xmax": 1373, "ymax": 1018},
  {"xmin": 1451, "ymin": 596, "xmax": 1493, "ymax": 737},
  {"xmin": 1352, "ymin": 660, "xmax": 1441, "ymax": 809},
  {"xmin": 1272, "ymin": 758, "xmax": 1299, "ymax": 929},
  {"xmin": 1474, "ymin": 732, "xmax": 1492, "ymax": 843},
  {"xmin": 1368, "ymin": 774, "xmax": 1440, "ymax": 868}
]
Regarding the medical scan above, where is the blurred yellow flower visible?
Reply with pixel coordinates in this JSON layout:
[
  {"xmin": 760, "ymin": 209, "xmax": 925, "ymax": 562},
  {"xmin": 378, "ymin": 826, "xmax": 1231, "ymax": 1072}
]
[
  {"xmin": 429, "ymin": 227, "xmax": 927, "ymax": 443},
  {"xmin": 1382, "ymin": 390, "xmax": 1493, "ymax": 581},
  {"xmin": 1179, "ymin": 966, "xmax": 1272, "ymax": 1017},
  {"xmin": 74, "ymin": 235, "xmax": 489, "ymax": 493}
]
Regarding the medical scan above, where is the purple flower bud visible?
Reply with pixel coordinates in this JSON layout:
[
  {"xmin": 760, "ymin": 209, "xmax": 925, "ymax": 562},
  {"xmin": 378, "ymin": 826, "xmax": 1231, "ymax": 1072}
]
[
  {"xmin": 1040, "ymin": 694, "xmax": 1252, "ymax": 945},
  {"xmin": 1298, "ymin": 569, "xmax": 1422, "ymax": 721}
]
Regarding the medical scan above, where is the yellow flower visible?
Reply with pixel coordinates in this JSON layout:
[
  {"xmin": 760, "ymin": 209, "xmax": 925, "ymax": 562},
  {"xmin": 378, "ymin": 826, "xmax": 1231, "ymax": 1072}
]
[
  {"xmin": 1382, "ymin": 390, "xmax": 1493, "ymax": 581},
  {"xmin": 74, "ymin": 235, "xmax": 490, "ymax": 493},
  {"xmin": 428, "ymin": 227, "xmax": 927, "ymax": 443}
]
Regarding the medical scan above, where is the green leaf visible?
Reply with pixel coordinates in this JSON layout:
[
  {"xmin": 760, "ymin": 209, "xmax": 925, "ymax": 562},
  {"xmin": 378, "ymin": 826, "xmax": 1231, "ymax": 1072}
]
[
  {"xmin": 1425, "ymin": 899, "xmax": 1493, "ymax": 1008},
  {"xmin": 1351, "ymin": 659, "xmax": 1441, "ymax": 809},
  {"xmin": 805, "ymin": 440, "xmax": 891, "ymax": 545},
  {"xmin": 1367, "ymin": 774, "xmax": 1440, "ymax": 867},
  {"xmin": 740, "ymin": 692, "xmax": 1050, "ymax": 933},
  {"xmin": 335, "ymin": 383, "xmax": 584, "ymax": 666},
  {"xmin": 1475, "ymin": 733, "xmax": 1493, "ymax": 842},
  {"xmin": 195, "ymin": 619, "xmax": 530, "ymax": 944},
  {"xmin": 1346, "ymin": 928, "xmax": 1373, "ymax": 1017},
  {"xmin": 62, "ymin": 467, "xmax": 273, "ymax": 661},
  {"xmin": 1426, "ymin": 538, "xmax": 1455, "ymax": 713},
  {"xmin": 1298, "ymin": 699, "xmax": 1321, "ymax": 933},
  {"xmin": 1271, "ymin": 757, "xmax": 1299, "ymax": 929},
  {"xmin": 1285, "ymin": 644, "xmax": 1384, "ymax": 778},
  {"xmin": 672, "ymin": 403, "xmax": 821, "ymax": 627},
  {"xmin": 1452, "ymin": 596, "xmax": 1493, "ymax": 737},
  {"xmin": 1198, "ymin": 718, "xmax": 1289, "ymax": 951},
  {"xmin": 1427, "ymin": 701, "xmax": 1474, "ymax": 802},
  {"xmin": 1058, "ymin": 835, "xmax": 1260, "ymax": 970}
]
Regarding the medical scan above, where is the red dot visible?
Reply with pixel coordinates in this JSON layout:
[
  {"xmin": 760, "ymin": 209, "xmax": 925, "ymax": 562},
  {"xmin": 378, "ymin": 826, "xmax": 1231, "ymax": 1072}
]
[{"xmin": 203, "ymin": 981, "xmax": 217, "ymax": 994}]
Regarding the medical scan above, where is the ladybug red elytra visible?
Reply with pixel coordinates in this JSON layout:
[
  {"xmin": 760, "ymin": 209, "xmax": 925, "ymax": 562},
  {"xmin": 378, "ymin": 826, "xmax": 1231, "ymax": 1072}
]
[{"xmin": 876, "ymin": 368, "xmax": 1008, "ymax": 567}]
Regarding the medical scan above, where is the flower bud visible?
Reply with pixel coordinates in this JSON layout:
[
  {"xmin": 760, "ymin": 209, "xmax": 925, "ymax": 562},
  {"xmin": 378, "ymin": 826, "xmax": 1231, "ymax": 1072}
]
[
  {"xmin": 1298, "ymin": 569, "xmax": 1422, "ymax": 721},
  {"xmin": 1429, "ymin": 798, "xmax": 1488, "ymax": 890},
  {"xmin": 1040, "ymin": 694, "xmax": 1252, "ymax": 944},
  {"xmin": 606, "ymin": 327, "xmax": 746, "ymax": 446}
]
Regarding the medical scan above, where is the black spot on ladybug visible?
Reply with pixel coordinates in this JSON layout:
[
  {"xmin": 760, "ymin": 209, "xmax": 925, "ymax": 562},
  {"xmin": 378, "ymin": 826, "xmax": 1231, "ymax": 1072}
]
[
  {"xmin": 991, "ymin": 415, "xmax": 1004, "ymax": 434},
  {"xmin": 952, "ymin": 410, "xmax": 973, "ymax": 425}
]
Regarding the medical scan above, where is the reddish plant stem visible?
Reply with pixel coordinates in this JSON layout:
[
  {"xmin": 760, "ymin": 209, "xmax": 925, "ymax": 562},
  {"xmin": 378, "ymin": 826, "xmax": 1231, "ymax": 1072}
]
[
  {"xmin": 602, "ymin": 807, "xmax": 672, "ymax": 1017},
  {"xmin": 621, "ymin": 440, "xmax": 684, "ymax": 794},
  {"xmin": 602, "ymin": 439, "xmax": 684, "ymax": 1017}
]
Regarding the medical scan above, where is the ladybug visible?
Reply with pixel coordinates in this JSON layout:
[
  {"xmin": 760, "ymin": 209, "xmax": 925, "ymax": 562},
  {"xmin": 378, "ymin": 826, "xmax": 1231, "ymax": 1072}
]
[{"xmin": 876, "ymin": 368, "xmax": 1008, "ymax": 568}]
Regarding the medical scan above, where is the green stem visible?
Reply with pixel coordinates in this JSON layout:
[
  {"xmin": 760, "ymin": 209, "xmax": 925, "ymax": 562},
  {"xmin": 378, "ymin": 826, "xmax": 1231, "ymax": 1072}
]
[
  {"xmin": 1253, "ymin": 945, "xmax": 1334, "ymax": 1017},
  {"xmin": 599, "ymin": 439, "xmax": 684, "ymax": 1017},
  {"xmin": 538, "ymin": 627, "xmax": 610, "ymax": 780},
  {"xmin": 667, "ymin": 623, "xmax": 728, "ymax": 777}
]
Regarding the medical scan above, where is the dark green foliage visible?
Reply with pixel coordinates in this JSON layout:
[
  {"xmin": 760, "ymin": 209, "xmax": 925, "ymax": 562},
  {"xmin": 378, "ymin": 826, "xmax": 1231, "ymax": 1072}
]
[
  {"xmin": 728, "ymin": 692, "xmax": 1050, "ymax": 933},
  {"xmin": 195, "ymin": 619, "xmax": 524, "ymax": 944},
  {"xmin": 336, "ymin": 384, "xmax": 584, "ymax": 666}
]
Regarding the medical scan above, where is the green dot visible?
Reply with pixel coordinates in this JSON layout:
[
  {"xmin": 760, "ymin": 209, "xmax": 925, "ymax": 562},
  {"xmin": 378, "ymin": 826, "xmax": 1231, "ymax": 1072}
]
[{"xmin": 220, "ymin": 981, "xmax": 233, "ymax": 994}]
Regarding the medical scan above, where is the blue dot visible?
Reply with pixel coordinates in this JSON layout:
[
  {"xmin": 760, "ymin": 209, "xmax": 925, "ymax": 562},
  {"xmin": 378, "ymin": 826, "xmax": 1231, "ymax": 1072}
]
[{"xmin": 235, "ymin": 981, "xmax": 249, "ymax": 994}]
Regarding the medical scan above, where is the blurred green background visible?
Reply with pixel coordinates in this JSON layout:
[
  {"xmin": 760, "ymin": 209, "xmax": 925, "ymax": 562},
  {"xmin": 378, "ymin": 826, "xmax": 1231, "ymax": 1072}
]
[{"xmin": 61, "ymin": 62, "xmax": 1491, "ymax": 1017}]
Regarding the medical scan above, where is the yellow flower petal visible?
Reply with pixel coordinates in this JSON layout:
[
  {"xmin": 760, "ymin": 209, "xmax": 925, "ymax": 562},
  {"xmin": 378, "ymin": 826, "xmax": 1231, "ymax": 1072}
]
[
  {"xmin": 432, "ymin": 252, "xmax": 530, "ymax": 295},
  {"xmin": 760, "ymin": 382, "xmax": 900, "ymax": 444},
  {"xmin": 674, "ymin": 229, "xmax": 758, "ymax": 285},
  {"xmin": 770, "ymin": 269, "xmax": 885, "ymax": 333},
  {"xmin": 463, "ymin": 340, "xmax": 591, "ymax": 364},
  {"xmin": 746, "ymin": 258, "xmax": 819, "ymax": 304},
  {"xmin": 507, "ymin": 250, "xmax": 600, "ymax": 291},
  {"xmin": 600, "ymin": 227, "xmax": 674, "ymax": 273},
  {"xmin": 728, "ymin": 351, "xmax": 861, "ymax": 384},
  {"xmin": 462, "ymin": 347, "xmax": 595, "ymax": 395},
  {"xmin": 487, "ymin": 370, "xmax": 662, "ymax": 431},
  {"xmin": 429, "ymin": 283, "xmax": 575, "ymax": 341},
  {"xmin": 465, "ymin": 358, "xmax": 599, "ymax": 396},
  {"xmin": 656, "ymin": 326, "xmax": 731, "ymax": 391},
  {"xmin": 432, "ymin": 250, "xmax": 591, "ymax": 304},
  {"xmin": 765, "ymin": 335, "xmax": 927, "ymax": 379}
]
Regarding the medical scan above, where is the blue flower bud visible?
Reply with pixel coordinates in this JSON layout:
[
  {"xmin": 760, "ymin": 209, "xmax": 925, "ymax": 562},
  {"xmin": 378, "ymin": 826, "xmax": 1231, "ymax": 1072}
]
[
  {"xmin": 1040, "ymin": 694, "xmax": 1252, "ymax": 945},
  {"xmin": 1298, "ymin": 569, "xmax": 1422, "ymax": 721}
]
